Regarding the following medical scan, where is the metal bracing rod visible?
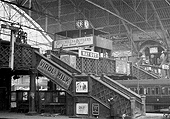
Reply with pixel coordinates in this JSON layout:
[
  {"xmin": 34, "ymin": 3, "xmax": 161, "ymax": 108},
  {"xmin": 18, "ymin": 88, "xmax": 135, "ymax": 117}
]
[
  {"xmin": 0, "ymin": 18, "xmax": 54, "ymax": 36},
  {"xmin": 148, "ymin": 0, "xmax": 168, "ymax": 47},
  {"xmin": 28, "ymin": 39, "xmax": 51, "ymax": 47},
  {"xmin": 1, "ymin": 0, "xmax": 58, "ymax": 20},
  {"xmin": 58, "ymin": 0, "xmax": 61, "ymax": 31},
  {"xmin": 69, "ymin": 0, "xmax": 94, "ymax": 28},
  {"xmin": 28, "ymin": 0, "xmax": 31, "ymax": 16},
  {"xmin": 8, "ymin": 4, "xmax": 52, "ymax": 44},
  {"xmin": 85, "ymin": 0, "xmax": 153, "ymax": 38},
  {"xmin": 34, "ymin": 0, "xmax": 59, "ymax": 23},
  {"xmin": 69, "ymin": 0, "xmax": 109, "ymax": 34},
  {"xmin": 122, "ymin": 0, "xmax": 162, "ymax": 40},
  {"xmin": 165, "ymin": 0, "xmax": 170, "ymax": 6},
  {"xmin": 108, "ymin": 0, "xmax": 138, "ymax": 53}
]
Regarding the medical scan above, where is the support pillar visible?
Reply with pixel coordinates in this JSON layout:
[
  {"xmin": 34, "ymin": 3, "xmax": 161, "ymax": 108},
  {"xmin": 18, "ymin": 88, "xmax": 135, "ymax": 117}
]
[
  {"xmin": 27, "ymin": 68, "xmax": 37, "ymax": 115},
  {"xmin": 141, "ymin": 95, "xmax": 146, "ymax": 116},
  {"xmin": 72, "ymin": 73, "xmax": 76, "ymax": 117},
  {"xmin": 167, "ymin": 48, "xmax": 170, "ymax": 78},
  {"xmin": 88, "ymin": 73, "xmax": 93, "ymax": 118},
  {"xmin": 130, "ymin": 97, "xmax": 136, "ymax": 119}
]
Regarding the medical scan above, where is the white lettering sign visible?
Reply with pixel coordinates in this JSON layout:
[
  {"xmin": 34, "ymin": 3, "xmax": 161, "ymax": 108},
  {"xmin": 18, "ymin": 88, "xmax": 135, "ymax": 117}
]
[
  {"xmin": 76, "ymin": 103, "xmax": 88, "ymax": 114},
  {"xmin": 37, "ymin": 59, "xmax": 72, "ymax": 89},
  {"xmin": 78, "ymin": 50, "xmax": 99, "ymax": 59},
  {"xmin": 53, "ymin": 36, "xmax": 93, "ymax": 49}
]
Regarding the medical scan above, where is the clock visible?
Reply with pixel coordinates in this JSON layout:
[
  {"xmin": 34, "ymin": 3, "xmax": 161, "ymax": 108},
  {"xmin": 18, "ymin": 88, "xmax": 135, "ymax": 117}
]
[
  {"xmin": 75, "ymin": 20, "xmax": 90, "ymax": 29},
  {"xmin": 84, "ymin": 20, "xmax": 89, "ymax": 29},
  {"xmin": 76, "ymin": 20, "xmax": 83, "ymax": 29}
]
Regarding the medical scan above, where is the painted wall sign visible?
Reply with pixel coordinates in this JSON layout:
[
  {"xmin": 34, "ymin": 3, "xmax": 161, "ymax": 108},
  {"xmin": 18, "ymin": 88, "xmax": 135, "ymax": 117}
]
[
  {"xmin": 78, "ymin": 50, "xmax": 99, "ymax": 59},
  {"xmin": 37, "ymin": 59, "xmax": 72, "ymax": 89},
  {"xmin": 53, "ymin": 36, "xmax": 93, "ymax": 49},
  {"xmin": 92, "ymin": 103, "xmax": 99, "ymax": 115},
  {"xmin": 76, "ymin": 103, "xmax": 88, "ymax": 114}
]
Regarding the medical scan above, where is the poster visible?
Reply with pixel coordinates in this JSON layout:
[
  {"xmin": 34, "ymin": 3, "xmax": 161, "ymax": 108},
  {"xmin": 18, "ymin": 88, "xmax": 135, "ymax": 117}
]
[
  {"xmin": 76, "ymin": 103, "xmax": 88, "ymax": 114},
  {"xmin": 116, "ymin": 60, "xmax": 128, "ymax": 74},
  {"xmin": 23, "ymin": 92, "xmax": 28, "ymax": 101},
  {"xmin": 76, "ymin": 81, "xmax": 88, "ymax": 93},
  {"xmin": 92, "ymin": 103, "xmax": 99, "ymax": 115}
]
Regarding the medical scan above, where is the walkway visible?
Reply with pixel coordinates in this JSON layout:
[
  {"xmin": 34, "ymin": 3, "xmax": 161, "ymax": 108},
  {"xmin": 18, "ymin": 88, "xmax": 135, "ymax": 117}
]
[{"xmin": 0, "ymin": 111, "xmax": 164, "ymax": 119}]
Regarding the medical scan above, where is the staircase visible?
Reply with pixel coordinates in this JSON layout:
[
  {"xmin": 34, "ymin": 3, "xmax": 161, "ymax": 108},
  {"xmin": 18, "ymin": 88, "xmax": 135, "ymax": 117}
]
[
  {"xmin": 132, "ymin": 65, "xmax": 159, "ymax": 79},
  {"xmin": 90, "ymin": 74, "xmax": 143, "ymax": 117},
  {"xmin": 34, "ymin": 51, "xmax": 144, "ymax": 118},
  {"xmin": 35, "ymin": 51, "xmax": 73, "ymax": 94}
]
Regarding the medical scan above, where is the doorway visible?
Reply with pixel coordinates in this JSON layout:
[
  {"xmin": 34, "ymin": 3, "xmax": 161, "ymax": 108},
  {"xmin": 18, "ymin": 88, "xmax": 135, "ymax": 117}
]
[{"xmin": 0, "ymin": 87, "xmax": 7, "ymax": 110}]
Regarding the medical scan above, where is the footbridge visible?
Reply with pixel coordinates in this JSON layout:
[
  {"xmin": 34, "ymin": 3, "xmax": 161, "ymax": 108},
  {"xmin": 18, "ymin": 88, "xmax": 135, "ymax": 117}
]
[
  {"xmin": 34, "ymin": 50, "xmax": 145, "ymax": 118},
  {"xmin": 0, "ymin": 41, "xmax": 149, "ymax": 118}
]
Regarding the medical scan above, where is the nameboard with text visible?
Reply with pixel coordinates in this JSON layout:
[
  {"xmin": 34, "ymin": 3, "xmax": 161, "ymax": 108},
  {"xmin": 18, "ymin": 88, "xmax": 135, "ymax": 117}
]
[
  {"xmin": 78, "ymin": 50, "xmax": 99, "ymax": 59},
  {"xmin": 37, "ymin": 59, "xmax": 72, "ymax": 89}
]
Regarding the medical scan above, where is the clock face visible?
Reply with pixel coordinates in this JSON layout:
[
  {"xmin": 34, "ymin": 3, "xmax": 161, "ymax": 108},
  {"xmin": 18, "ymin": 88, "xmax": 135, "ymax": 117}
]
[
  {"xmin": 76, "ymin": 20, "xmax": 83, "ymax": 28},
  {"xmin": 76, "ymin": 20, "xmax": 89, "ymax": 29},
  {"xmin": 84, "ymin": 20, "xmax": 89, "ymax": 29}
]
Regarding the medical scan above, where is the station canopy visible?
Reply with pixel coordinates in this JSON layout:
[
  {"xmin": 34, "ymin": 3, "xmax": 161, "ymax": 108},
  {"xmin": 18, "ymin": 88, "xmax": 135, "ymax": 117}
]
[{"xmin": 0, "ymin": 1, "xmax": 52, "ymax": 53}]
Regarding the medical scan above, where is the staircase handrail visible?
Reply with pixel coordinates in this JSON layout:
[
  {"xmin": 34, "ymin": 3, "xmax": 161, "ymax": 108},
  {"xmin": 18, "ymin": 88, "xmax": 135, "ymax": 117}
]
[
  {"xmin": 50, "ymin": 53, "xmax": 81, "ymax": 74},
  {"xmin": 102, "ymin": 75, "xmax": 142, "ymax": 103},
  {"xmin": 133, "ymin": 65, "xmax": 159, "ymax": 79},
  {"xmin": 90, "ymin": 74, "xmax": 130, "ymax": 100}
]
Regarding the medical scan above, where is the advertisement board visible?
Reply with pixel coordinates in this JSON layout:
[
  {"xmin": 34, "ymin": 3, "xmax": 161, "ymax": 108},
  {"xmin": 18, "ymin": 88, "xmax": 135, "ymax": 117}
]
[
  {"xmin": 76, "ymin": 81, "xmax": 88, "ymax": 93},
  {"xmin": 53, "ymin": 36, "xmax": 93, "ymax": 49},
  {"xmin": 92, "ymin": 103, "xmax": 99, "ymax": 115},
  {"xmin": 116, "ymin": 60, "xmax": 130, "ymax": 74},
  {"xmin": 37, "ymin": 59, "xmax": 72, "ymax": 89},
  {"xmin": 76, "ymin": 103, "xmax": 88, "ymax": 114}
]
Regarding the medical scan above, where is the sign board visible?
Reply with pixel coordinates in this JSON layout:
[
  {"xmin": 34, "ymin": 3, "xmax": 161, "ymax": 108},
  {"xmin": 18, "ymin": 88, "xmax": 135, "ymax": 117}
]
[
  {"xmin": 78, "ymin": 50, "xmax": 99, "ymax": 59},
  {"xmin": 76, "ymin": 81, "xmax": 88, "ymax": 93},
  {"xmin": 92, "ymin": 103, "xmax": 99, "ymax": 115},
  {"xmin": 37, "ymin": 59, "xmax": 72, "ymax": 89},
  {"xmin": 162, "ymin": 64, "xmax": 169, "ymax": 69},
  {"xmin": 53, "ymin": 36, "xmax": 93, "ymax": 49},
  {"xmin": 11, "ymin": 102, "xmax": 16, "ymax": 108},
  {"xmin": 76, "ymin": 103, "xmax": 88, "ymax": 114},
  {"xmin": 112, "ymin": 50, "xmax": 132, "ymax": 57},
  {"xmin": 116, "ymin": 60, "xmax": 129, "ymax": 74}
]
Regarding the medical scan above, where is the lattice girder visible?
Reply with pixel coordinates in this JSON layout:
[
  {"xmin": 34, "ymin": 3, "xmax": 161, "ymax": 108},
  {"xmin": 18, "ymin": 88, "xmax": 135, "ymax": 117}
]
[
  {"xmin": 132, "ymin": 65, "xmax": 157, "ymax": 79},
  {"xmin": 76, "ymin": 57, "xmax": 116, "ymax": 75},
  {"xmin": 0, "ymin": 44, "xmax": 10, "ymax": 67},
  {"xmin": 91, "ymin": 78, "xmax": 131, "ymax": 116},
  {"xmin": 0, "ymin": 41, "xmax": 36, "ymax": 71}
]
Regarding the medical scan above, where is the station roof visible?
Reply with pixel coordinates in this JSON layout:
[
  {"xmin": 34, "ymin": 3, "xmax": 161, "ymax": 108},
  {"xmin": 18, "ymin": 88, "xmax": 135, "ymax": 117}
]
[{"xmin": 1, "ymin": 0, "xmax": 170, "ymax": 52}]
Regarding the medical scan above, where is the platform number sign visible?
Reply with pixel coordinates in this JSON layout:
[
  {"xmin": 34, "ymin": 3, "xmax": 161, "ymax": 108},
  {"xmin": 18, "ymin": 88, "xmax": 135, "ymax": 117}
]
[{"xmin": 92, "ymin": 103, "xmax": 99, "ymax": 115}]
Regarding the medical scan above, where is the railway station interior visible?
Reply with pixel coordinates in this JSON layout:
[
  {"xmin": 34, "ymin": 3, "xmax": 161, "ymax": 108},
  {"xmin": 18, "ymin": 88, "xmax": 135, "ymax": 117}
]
[{"xmin": 1, "ymin": 0, "xmax": 170, "ymax": 119}]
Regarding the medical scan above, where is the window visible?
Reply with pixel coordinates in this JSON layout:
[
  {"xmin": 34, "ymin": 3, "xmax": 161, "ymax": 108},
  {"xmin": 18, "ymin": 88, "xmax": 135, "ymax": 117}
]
[
  {"xmin": 155, "ymin": 87, "xmax": 160, "ymax": 95},
  {"xmin": 146, "ymin": 87, "xmax": 151, "ymax": 95},
  {"xmin": 168, "ymin": 87, "xmax": 170, "ymax": 95},
  {"xmin": 139, "ymin": 87, "xmax": 144, "ymax": 95},
  {"xmin": 161, "ymin": 87, "xmax": 168, "ymax": 95},
  {"xmin": 151, "ymin": 88, "xmax": 155, "ymax": 95}
]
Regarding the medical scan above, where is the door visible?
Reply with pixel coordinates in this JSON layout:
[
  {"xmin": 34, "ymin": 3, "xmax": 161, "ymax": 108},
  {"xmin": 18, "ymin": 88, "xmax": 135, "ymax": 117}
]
[{"xmin": 0, "ymin": 87, "xmax": 7, "ymax": 110}]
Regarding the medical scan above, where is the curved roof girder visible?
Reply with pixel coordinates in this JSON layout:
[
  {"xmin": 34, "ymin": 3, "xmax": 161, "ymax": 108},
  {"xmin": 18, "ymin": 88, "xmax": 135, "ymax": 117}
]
[
  {"xmin": 85, "ymin": 0, "xmax": 159, "ymax": 40},
  {"xmin": 148, "ymin": 0, "xmax": 169, "ymax": 49},
  {"xmin": 7, "ymin": 3, "xmax": 52, "ymax": 45},
  {"xmin": 108, "ymin": 0, "xmax": 138, "ymax": 54}
]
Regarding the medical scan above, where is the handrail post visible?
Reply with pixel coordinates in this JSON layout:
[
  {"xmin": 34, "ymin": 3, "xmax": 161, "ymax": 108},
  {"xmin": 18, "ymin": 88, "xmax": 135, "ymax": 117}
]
[
  {"xmin": 130, "ymin": 97, "xmax": 136, "ymax": 119},
  {"xmin": 141, "ymin": 95, "xmax": 146, "ymax": 116}
]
